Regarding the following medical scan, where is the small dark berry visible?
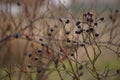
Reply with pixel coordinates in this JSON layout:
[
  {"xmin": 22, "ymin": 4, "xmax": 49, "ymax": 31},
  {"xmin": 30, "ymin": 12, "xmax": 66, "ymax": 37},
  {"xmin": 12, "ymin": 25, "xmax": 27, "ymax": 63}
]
[
  {"xmin": 13, "ymin": 33, "xmax": 19, "ymax": 38},
  {"xmin": 90, "ymin": 18, "xmax": 93, "ymax": 23},
  {"xmin": 80, "ymin": 43, "xmax": 85, "ymax": 47},
  {"xmin": 94, "ymin": 22, "xmax": 98, "ymax": 26},
  {"xmin": 60, "ymin": 49, "xmax": 63, "ymax": 52},
  {"xmin": 76, "ymin": 21, "xmax": 81, "ymax": 26},
  {"xmin": 37, "ymin": 69, "xmax": 42, "ymax": 73},
  {"xmin": 100, "ymin": 17, "xmax": 104, "ymax": 21},
  {"xmin": 70, "ymin": 53, "xmax": 74, "ymax": 56},
  {"xmin": 95, "ymin": 33, "xmax": 99, "ymax": 37},
  {"xmin": 65, "ymin": 31, "xmax": 70, "ymax": 35},
  {"xmin": 27, "ymin": 64, "xmax": 31, "ymax": 68},
  {"xmin": 34, "ymin": 57, "xmax": 39, "ymax": 61},
  {"xmin": 86, "ymin": 28, "xmax": 94, "ymax": 33},
  {"xmin": 75, "ymin": 29, "xmax": 83, "ymax": 34},
  {"xmin": 41, "ymin": 42, "xmax": 48, "ymax": 47},
  {"xmin": 37, "ymin": 48, "xmax": 42, "ymax": 53},
  {"xmin": 89, "ymin": 13, "xmax": 93, "ymax": 17},
  {"xmin": 87, "ymin": 18, "xmax": 90, "ymax": 22},
  {"xmin": 67, "ymin": 38, "xmax": 71, "ymax": 43},
  {"xmin": 62, "ymin": 64, "xmax": 66, "ymax": 69},
  {"xmin": 47, "ymin": 33, "xmax": 51, "ymax": 36},
  {"xmin": 115, "ymin": 9, "xmax": 119, "ymax": 13},
  {"xmin": 39, "ymin": 38, "xmax": 43, "ymax": 41},
  {"xmin": 79, "ymin": 72, "xmax": 83, "ymax": 76},
  {"xmin": 77, "ymin": 25, "xmax": 81, "ymax": 28},
  {"xmin": 50, "ymin": 28, "xmax": 54, "ymax": 32},
  {"xmin": 116, "ymin": 69, "xmax": 120, "ymax": 74},
  {"xmin": 79, "ymin": 65, "xmax": 83, "ymax": 70},
  {"xmin": 54, "ymin": 59, "xmax": 59, "ymax": 68},
  {"xmin": 54, "ymin": 25, "xmax": 58, "ymax": 28},
  {"xmin": 75, "ymin": 31, "xmax": 81, "ymax": 34},
  {"xmin": 72, "ymin": 40, "xmax": 77, "ymax": 43},
  {"xmin": 17, "ymin": 2, "xmax": 21, "ymax": 6},
  {"xmin": 87, "ymin": 12, "xmax": 90, "ymax": 15},
  {"xmin": 65, "ymin": 19, "xmax": 70, "ymax": 24},
  {"xmin": 28, "ymin": 53, "xmax": 32, "ymax": 57},
  {"xmin": 58, "ymin": 18, "xmax": 63, "ymax": 22}
]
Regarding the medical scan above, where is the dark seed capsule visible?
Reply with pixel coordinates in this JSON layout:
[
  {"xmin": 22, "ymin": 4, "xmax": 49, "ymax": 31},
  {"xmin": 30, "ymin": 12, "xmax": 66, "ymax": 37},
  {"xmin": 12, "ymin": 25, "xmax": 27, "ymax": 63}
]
[
  {"xmin": 95, "ymin": 33, "xmax": 99, "ymax": 37},
  {"xmin": 54, "ymin": 59, "xmax": 59, "ymax": 68},
  {"xmin": 17, "ymin": 2, "xmax": 21, "ymax": 6},
  {"xmin": 87, "ymin": 12, "xmax": 90, "ymax": 15},
  {"xmin": 77, "ymin": 25, "xmax": 81, "ymax": 28},
  {"xmin": 86, "ymin": 28, "xmax": 94, "ymax": 33},
  {"xmin": 116, "ymin": 69, "xmax": 120, "ymax": 74},
  {"xmin": 47, "ymin": 33, "xmax": 51, "ymax": 36},
  {"xmin": 27, "ymin": 64, "xmax": 31, "ymax": 68},
  {"xmin": 50, "ymin": 28, "xmax": 54, "ymax": 32},
  {"xmin": 39, "ymin": 38, "xmax": 43, "ymax": 41},
  {"xmin": 94, "ymin": 22, "xmax": 98, "ymax": 26},
  {"xmin": 86, "ymin": 18, "xmax": 90, "ymax": 22},
  {"xmin": 76, "ymin": 21, "xmax": 81, "ymax": 26},
  {"xmin": 67, "ymin": 38, "xmax": 71, "ymax": 43},
  {"xmin": 54, "ymin": 25, "xmax": 58, "ymax": 28},
  {"xmin": 58, "ymin": 18, "xmax": 63, "ymax": 22},
  {"xmin": 65, "ymin": 19, "xmax": 70, "ymax": 24},
  {"xmin": 75, "ymin": 31, "xmax": 81, "ymax": 34},
  {"xmin": 37, "ymin": 48, "xmax": 42, "ymax": 53},
  {"xmin": 34, "ymin": 57, "xmax": 39, "ymax": 61},
  {"xmin": 80, "ymin": 43, "xmax": 85, "ymax": 47},
  {"xmin": 37, "ymin": 69, "xmax": 42, "ymax": 73},
  {"xmin": 65, "ymin": 31, "xmax": 70, "ymax": 35},
  {"xmin": 115, "ymin": 9, "xmax": 119, "ymax": 13},
  {"xmin": 79, "ymin": 65, "xmax": 83, "ymax": 70},
  {"xmin": 75, "ymin": 29, "xmax": 83, "ymax": 34},
  {"xmin": 100, "ymin": 17, "xmax": 104, "ymax": 21},
  {"xmin": 62, "ymin": 64, "xmax": 66, "ymax": 69},
  {"xmin": 70, "ymin": 53, "xmax": 74, "ymax": 56},
  {"xmin": 13, "ymin": 33, "xmax": 19, "ymax": 38},
  {"xmin": 28, "ymin": 53, "xmax": 32, "ymax": 57},
  {"xmin": 79, "ymin": 72, "xmax": 83, "ymax": 76},
  {"xmin": 90, "ymin": 18, "xmax": 93, "ymax": 23},
  {"xmin": 89, "ymin": 13, "xmax": 93, "ymax": 17}
]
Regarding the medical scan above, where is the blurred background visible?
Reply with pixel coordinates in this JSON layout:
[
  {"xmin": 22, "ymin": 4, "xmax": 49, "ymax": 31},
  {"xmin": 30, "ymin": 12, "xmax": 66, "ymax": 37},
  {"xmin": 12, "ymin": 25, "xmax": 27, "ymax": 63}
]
[{"xmin": 0, "ymin": 0, "xmax": 119, "ymax": 15}]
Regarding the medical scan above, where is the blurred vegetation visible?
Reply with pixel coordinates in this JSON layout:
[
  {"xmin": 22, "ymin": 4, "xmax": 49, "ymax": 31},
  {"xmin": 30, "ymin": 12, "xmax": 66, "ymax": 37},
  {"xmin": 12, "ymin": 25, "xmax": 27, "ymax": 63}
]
[{"xmin": 0, "ymin": 0, "xmax": 120, "ymax": 80}]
